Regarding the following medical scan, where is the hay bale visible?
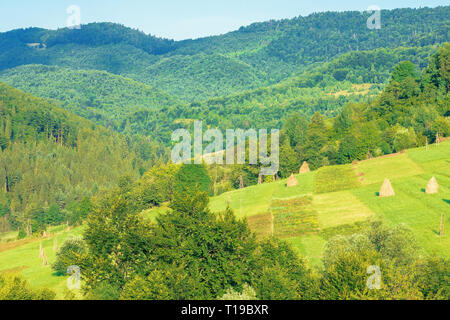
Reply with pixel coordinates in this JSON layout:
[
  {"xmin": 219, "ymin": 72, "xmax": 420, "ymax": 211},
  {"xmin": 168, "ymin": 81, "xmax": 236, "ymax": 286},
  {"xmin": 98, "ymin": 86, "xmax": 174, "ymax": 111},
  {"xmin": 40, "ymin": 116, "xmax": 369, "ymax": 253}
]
[
  {"xmin": 425, "ymin": 177, "xmax": 439, "ymax": 194},
  {"xmin": 379, "ymin": 178, "xmax": 395, "ymax": 197},
  {"xmin": 286, "ymin": 174, "xmax": 298, "ymax": 187},
  {"xmin": 299, "ymin": 161, "xmax": 310, "ymax": 174}
]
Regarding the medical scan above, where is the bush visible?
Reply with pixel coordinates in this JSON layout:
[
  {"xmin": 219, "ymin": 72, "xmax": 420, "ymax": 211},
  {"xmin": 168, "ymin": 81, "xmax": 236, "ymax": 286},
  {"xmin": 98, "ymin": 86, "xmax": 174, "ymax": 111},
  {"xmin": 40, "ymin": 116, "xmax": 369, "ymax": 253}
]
[
  {"xmin": 52, "ymin": 236, "xmax": 88, "ymax": 275},
  {"xmin": 0, "ymin": 273, "xmax": 55, "ymax": 300}
]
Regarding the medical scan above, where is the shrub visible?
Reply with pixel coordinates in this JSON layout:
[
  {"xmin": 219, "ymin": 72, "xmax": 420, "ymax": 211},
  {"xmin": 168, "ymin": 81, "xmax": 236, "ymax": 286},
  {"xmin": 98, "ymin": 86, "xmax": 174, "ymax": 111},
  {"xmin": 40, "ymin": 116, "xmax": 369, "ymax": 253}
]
[{"xmin": 52, "ymin": 236, "xmax": 88, "ymax": 275}]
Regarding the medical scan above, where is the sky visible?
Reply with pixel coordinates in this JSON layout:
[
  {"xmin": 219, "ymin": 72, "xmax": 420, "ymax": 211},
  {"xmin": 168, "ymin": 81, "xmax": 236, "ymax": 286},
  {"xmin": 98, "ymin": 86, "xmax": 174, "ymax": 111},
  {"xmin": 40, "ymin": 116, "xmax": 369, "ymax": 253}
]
[{"xmin": 0, "ymin": 0, "xmax": 448, "ymax": 40}]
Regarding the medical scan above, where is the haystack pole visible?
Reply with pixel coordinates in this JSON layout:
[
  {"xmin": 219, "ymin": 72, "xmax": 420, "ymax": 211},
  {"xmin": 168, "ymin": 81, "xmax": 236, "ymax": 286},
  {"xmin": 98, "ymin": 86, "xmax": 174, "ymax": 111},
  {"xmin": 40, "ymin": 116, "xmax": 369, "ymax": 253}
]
[
  {"xmin": 42, "ymin": 249, "xmax": 48, "ymax": 266},
  {"xmin": 39, "ymin": 241, "xmax": 43, "ymax": 258}
]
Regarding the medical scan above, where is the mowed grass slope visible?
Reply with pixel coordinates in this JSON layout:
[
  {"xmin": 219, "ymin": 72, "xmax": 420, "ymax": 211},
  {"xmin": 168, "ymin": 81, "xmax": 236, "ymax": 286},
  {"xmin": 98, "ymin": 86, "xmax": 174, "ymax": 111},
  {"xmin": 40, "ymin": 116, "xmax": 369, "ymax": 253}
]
[
  {"xmin": 0, "ymin": 141, "xmax": 448, "ymax": 293},
  {"xmin": 210, "ymin": 140, "xmax": 450, "ymax": 266},
  {"xmin": 0, "ymin": 226, "xmax": 84, "ymax": 298}
]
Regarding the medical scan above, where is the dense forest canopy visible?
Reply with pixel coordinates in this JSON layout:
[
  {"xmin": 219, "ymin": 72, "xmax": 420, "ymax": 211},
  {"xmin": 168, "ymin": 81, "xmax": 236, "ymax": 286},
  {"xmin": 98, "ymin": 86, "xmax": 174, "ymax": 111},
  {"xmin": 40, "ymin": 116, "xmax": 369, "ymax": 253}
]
[{"xmin": 0, "ymin": 6, "xmax": 448, "ymax": 101}]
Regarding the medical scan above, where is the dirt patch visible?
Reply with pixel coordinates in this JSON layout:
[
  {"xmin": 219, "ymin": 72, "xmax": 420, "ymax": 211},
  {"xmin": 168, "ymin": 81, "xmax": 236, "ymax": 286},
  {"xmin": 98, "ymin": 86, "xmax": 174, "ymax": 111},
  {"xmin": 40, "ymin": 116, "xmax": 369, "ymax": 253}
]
[
  {"xmin": 1, "ymin": 265, "xmax": 29, "ymax": 274},
  {"xmin": 0, "ymin": 238, "xmax": 38, "ymax": 253}
]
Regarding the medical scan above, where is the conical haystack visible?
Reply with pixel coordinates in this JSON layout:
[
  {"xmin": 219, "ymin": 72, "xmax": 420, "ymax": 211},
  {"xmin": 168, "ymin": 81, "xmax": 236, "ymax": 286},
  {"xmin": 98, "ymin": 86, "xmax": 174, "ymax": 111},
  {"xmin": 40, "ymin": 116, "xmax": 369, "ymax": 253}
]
[
  {"xmin": 299, "ymin": 161, "xmax": 310, "ymax": 174},
  {"xmin": 286, "ymin": 174, "xmax": 298, "ymax": 187},
  {"xmin": 425, "ymin": 177, "xmax": 439, "ymax": 194},
  {"xmin": 379, "ymin": 178, "xmax": 395, "ymax": 197}
]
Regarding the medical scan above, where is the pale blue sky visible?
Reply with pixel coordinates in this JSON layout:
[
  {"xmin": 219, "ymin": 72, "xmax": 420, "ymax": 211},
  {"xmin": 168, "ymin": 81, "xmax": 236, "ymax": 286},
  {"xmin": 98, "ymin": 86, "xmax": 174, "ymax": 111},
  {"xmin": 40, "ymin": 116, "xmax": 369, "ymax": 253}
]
[{"xmin": 0, "ymin": 0, "xmax": 448, "ymax": 40}]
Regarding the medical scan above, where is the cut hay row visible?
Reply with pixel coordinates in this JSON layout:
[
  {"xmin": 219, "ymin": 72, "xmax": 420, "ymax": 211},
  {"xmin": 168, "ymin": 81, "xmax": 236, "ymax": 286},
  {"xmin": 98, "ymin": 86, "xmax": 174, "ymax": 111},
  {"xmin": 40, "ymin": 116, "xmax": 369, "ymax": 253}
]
[
  {"xmin": 315, "ymin": 165, "xmax": 360, "ymax": 194},
  {"xmin": 270, "ymin": 197, "xmax": 319, "ymax": 238},
  {"xmin": 247, "ymin": 213, "xmax": 273, "ymax": 240}
]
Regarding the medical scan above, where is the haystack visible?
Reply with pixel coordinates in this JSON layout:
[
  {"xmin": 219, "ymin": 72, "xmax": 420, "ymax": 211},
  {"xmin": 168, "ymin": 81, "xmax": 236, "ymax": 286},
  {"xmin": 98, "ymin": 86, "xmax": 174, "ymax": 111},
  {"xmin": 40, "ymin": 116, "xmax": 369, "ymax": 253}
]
[
  {"xmin": 379, "ymin": 178, "xmax": 395, "ymax": 197},
  {"xmin": 299, "ymin": 161, "xmax": 310, "ymax": 174},
  {"xmin": 286, "ymin": 174, "xmax": 298, "ymax": 187},
  {"xmin": 425, "ymin": 177, "xmax": 439, "ymax": 194}
]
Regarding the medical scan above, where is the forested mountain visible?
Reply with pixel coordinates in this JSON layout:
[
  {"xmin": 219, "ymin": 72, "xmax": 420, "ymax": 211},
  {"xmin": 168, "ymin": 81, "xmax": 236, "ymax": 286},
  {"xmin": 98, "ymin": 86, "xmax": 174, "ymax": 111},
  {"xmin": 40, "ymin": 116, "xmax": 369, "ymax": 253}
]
[
  {"xmin": 0, "ymin": 65, "xmax": 180, "ymax": 136},
  {"xmin": 0, "ymin": 82, "xmax": 168, "ymax": 233},
  {"xmin": 0, "ymin": 45, "xmax": 439, "ymax": 143},
  {"xmin": 0, "ymin": 6, "xmax": 448, "ymax": 101}
]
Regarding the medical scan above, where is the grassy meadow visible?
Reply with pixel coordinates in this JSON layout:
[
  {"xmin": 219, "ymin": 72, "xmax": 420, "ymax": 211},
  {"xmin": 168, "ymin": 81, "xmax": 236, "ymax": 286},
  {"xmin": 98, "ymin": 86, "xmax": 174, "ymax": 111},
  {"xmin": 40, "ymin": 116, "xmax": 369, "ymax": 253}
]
[
  {"xmin": 0, "ymin": 140, "xmax": 448, "ymax": 295},
  {"xmin": 209, "ymin": 140, "xmax": 450, "ymax": 267}
]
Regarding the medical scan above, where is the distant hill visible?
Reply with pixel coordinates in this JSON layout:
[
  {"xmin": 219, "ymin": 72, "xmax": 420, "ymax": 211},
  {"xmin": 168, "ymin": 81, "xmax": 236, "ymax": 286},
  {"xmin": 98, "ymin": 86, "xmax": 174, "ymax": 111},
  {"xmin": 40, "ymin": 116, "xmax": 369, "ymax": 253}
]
[
  {"xmin": 0, "ymin": 65, "xmax": 180, "ymax": 136},
  {"xmin": 0, "ymin": 82, "xmax": 167, "ymax": 218},
  {"xmin": 0, "ymin": 44, "xmax": 440, "ymax": 143},
  {"xmin": 0, "ymin": 6, "xmax": 448, "ymax": 101}
]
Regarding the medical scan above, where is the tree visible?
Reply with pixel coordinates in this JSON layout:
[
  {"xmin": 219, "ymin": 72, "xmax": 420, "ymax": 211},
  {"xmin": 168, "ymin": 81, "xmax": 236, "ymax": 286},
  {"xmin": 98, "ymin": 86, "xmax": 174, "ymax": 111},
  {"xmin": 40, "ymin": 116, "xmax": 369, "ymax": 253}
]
[
  {"xmin": 52, "ymin": 236, "xmax": 89, "ymax": 275},
  {"xmin": 0, "ymin": 273, "xmax": 55, "ymax": 300},
  {"xmin": 174, "ymin": 163, "xmax": 211, "ymax": 195},
  {"xmin": 82, "ymin": 189, "xmax": 154, "ymax": 293},
  {"xmin": 151, "ymin": 186, "xmax": 257, "ymax": 299}
]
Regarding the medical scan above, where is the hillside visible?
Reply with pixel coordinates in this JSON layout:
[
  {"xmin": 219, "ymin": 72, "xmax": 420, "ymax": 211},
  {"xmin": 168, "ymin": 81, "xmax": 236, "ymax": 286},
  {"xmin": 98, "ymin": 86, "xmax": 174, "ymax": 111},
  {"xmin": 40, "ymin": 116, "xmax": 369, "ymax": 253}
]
[
  {"xmin": 0, "ymin": 45, "xmax": 439, "ymax": 142},
  {"xmin": 0, "ymin": 65, "xmax": 180, "ymax": 136},
  {"xmin": 0, "ymin": 82, "xmax": 167, "ymax": 234},
  {"xmin": 0, "ymin": 140, "xmax": 448, "ymax": 298},
  {"xmin": 209, "ymin": 140, "xmax": 450, "ymax": 266},
  {"xmin": 0, "ymin": 6, "xmax": 448, "ymax": 101}
]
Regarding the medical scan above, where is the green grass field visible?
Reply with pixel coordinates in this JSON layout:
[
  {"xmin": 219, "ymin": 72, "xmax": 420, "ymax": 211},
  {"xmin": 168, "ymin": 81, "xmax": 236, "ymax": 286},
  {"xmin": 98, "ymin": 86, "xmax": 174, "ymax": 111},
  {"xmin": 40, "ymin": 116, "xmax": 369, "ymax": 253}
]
[
  {"xmin": 209, "ymin": 140, "xmax": 450, "ymax": 268},
  {"xmin": 0, "ymin": 225, "xmax": 84, "ymax": 298},
  {"xmin": 0, "ymin": 140, "xmax": 449, "ymax": 294}
]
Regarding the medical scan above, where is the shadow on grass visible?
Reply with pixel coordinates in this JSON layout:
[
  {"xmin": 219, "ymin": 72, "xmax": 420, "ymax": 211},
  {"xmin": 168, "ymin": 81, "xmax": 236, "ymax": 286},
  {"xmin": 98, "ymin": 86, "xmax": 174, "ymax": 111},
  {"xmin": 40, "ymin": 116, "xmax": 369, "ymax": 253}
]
[{"xmin": 443, "ymin": 199, "xmax": 450, "ymax": 205}]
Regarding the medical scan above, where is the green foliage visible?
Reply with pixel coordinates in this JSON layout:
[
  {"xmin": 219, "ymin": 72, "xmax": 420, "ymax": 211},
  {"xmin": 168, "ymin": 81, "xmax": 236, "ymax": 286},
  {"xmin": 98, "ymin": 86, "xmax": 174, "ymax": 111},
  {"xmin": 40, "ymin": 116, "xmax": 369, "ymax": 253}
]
[
  {"xmin": 0, "ymin": 273, "xmax": 55, "ymax": 300},
  {"xmin": 319, "ymin": 222, "xmax": 424, "ymax": 299},
  {"xmin": 0, "ymin": 65, "xmax": 180, "ymax": 138},
  {"xmin": 52, "ymin": 236, "xmax": 88, "ymax": 275},
  {"xmin": 1, "ymin": 7, "xmax": 447, "ymax": 102},
  {"xmin": 174, "ymin": 164, "xmax": 211, "ymax": 195},
  {"xmin": 219, "ymin": 284, "xmax": 258, "ymax": 300},
  {"xmin": 0, "ymin": 82, "xmax": 167, "ymax": 233}
]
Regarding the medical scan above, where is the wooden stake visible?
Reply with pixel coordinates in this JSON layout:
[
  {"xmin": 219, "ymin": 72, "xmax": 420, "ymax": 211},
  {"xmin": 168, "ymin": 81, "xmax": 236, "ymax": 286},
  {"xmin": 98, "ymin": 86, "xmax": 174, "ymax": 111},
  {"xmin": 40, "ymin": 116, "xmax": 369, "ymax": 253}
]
[{"xmin": 42, "ymin": 250, "xmax": 48, "ymax": 266}]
